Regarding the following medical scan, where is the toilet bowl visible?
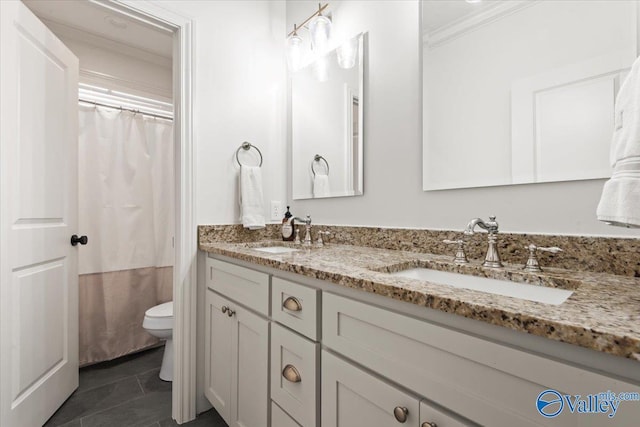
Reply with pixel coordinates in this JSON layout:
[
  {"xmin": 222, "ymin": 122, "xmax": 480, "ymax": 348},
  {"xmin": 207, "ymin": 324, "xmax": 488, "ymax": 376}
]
[{"xmin": 142, "ymin": 301, "xmax": 173, "ymax": 381}]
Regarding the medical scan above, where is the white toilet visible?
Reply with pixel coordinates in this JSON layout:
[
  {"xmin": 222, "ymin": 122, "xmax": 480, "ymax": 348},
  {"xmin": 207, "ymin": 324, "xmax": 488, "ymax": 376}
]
[{"xmin": 142, "ymin": 301, "xmax": 173, "ymax": 381}]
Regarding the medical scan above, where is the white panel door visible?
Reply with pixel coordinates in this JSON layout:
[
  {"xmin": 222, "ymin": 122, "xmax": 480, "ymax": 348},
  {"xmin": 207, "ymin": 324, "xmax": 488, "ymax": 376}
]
[
  {"xmin": 322, "ymin": 350, "xmax": 420, "ymax": 427},
  {"xmin": 0, "ymin": 2, "xmax": 79, "ymax": 426},
  {"xmin": 205, "ymin": 291, "xmax": 234, "ymax": 424},
  {"xmin": 511, "ymin": 50, "xmax": 633, "ymax": 184}
]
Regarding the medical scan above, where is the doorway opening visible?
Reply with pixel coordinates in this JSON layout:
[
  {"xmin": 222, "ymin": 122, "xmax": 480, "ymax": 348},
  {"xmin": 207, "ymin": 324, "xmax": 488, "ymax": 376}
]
[{"xmin": 20, "ymin": 0, "xmax": 195, "ymax": 424}]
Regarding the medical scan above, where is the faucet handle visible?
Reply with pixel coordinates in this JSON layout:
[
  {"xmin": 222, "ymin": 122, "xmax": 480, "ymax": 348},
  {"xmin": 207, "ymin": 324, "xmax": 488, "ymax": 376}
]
[
  {"xmin": 316, "ymin": 231, "xmax": 331, "ymax": 247},
  {"xmin": 537, "ymin": 246, "xmax": 563, "ymax": 254},
  {"xmin": 443, "ymin": 239, "xmax": 469, "ymax": 264},
  {"xmin": 523, "ymin": 244, "xmax": 563, "ymax": 272},
  {"xmin": 294, "ymin": 226, "xmax": 301, "ymax": 245}
]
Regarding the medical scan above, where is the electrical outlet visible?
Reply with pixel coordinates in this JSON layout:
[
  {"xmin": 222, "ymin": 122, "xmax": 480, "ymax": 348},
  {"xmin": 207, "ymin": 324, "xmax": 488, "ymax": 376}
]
[{"xmin": 270, "ymin": 200, "xmax": 282, "ymax": 221}]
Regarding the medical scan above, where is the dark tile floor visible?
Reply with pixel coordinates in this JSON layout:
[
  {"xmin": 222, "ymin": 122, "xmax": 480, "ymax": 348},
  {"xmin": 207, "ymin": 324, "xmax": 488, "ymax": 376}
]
[{"xmin": 44, "ymin": 347, "xmax": 227, "ymax": 427}]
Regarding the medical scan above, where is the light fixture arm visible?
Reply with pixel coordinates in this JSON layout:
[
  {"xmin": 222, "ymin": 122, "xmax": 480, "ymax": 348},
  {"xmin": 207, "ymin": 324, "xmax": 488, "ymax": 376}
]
[{"xmin": 286, "ymin": 2, "xmax": 329, "ymax": 37}]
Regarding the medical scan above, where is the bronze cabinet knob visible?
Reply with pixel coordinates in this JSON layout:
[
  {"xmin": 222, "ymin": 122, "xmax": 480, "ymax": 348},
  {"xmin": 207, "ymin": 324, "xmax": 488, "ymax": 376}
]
[{"xmin": 393, "ymin": 406, "xmax": 409, "ymax": 423}]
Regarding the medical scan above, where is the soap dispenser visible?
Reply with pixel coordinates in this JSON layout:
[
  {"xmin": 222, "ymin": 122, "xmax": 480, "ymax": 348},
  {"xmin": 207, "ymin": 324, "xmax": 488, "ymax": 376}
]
[{"xmin": 281, "ymin": 206, "xmax": 295, "ymax": 241}]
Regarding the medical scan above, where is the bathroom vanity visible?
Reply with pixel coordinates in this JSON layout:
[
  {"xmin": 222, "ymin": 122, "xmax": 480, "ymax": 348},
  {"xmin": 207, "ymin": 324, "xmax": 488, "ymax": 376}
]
[{"xmin": 199, "ymin": 227, "xmax": 640, "ymax": 427}]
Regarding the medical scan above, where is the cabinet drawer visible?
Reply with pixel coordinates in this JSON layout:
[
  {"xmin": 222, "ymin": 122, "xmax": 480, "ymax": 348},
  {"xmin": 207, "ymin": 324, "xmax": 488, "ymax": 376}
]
[
  {"xmin": 207, "ymin": 257, "xmax": 269, "ymax": 315},
  {"xmin": 322, "ymin": 350, "xmax": 420, "ymax": 427},
  {"xmin": 272, "ymin": 277, "xmax": 320, "ymax": 341},
  {"xmin": 323, "ymin": 293, "xmax": 640, "ymax": 427},
  {"xmin": 271, "ymin": 323, "xmax": 319, "ymax": 427},
  {"xmin": 271, "ymin": 401, "xmax": 302, "ymax": 427},
  {"xmin": 420, "ymin": 399, "xmax": 474, "ymax": 427}
]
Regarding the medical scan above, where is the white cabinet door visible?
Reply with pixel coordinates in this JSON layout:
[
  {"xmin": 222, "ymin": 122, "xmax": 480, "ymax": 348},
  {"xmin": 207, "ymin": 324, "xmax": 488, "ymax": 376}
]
[
  {"xmin": 0, "ymin": 2, "xmax": 79, "ymax": 426},
  {"xmin": 205, "ymin": 291, "xmax": 234, "ymax": 423},
  {"xmin": 230, "ymin": 302, "xmax": 269, "ymax": 427},
  {"xmin": 205, "ymin": 289, "xmax": 269, "ymax": 427},
  {"xmin": 322, "ymin": 350, "xmax": 420, "ymax": 427}
]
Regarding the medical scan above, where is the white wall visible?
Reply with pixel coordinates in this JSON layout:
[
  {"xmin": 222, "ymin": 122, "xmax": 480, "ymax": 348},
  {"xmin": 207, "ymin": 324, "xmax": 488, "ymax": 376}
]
[
  {"xmin": 287, "ymin": 0, "xmax": 640, "ymax": 237},
  {"xmin": 161, "ymin": 0, "xmax": 287, "ymax": 225}
]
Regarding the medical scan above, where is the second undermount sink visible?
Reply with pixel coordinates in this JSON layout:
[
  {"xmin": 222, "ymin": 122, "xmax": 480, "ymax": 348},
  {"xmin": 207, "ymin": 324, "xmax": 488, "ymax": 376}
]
[
  {"xmin": 391, "ymin": 268, "xmax": 573, "ymax": 305},
  {"xmin": 252, "ymin": 246, "xmax": 299, "ymax": 254}
]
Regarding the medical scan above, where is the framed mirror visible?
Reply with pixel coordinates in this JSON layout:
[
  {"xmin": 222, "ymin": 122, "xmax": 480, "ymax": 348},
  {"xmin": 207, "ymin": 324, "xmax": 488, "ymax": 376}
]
[
  {"xmin": 422, "ymin": 0, "xmax": 639, "ymax": 190},
  {"xmin": 292, "ymin": 32, "xmax": 365, "ymax": 199}
]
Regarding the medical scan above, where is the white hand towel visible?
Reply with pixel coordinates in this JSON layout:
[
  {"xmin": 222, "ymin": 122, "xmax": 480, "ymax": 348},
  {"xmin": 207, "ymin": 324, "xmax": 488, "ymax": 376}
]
[
  {"xmin": 597, "ymin": 55, "xmax": 640, "ymax": 228},
  {"xmin": 239, "ymin": 166, "xmax": 265, "ymax": 230},
  {"xmin": 313, "ymin": 174, "xmax": 330, "ymax": 198}
]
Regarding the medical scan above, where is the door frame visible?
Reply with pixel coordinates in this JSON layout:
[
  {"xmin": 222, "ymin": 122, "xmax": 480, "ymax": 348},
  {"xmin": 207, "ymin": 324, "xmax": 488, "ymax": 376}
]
[{"xmin": 98, "ymin": 1, "xmax": 196, "ymax": 423}]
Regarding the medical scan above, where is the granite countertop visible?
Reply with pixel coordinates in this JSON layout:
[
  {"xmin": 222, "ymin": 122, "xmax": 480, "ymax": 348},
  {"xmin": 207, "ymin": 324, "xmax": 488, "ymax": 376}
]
[{"xmin": 199, "ymin": 239, "xmax": 640, "ymax": 361}]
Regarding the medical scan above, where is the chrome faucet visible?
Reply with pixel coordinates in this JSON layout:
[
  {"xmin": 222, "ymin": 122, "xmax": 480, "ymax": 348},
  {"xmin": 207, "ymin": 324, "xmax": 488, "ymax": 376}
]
[
  {"xmin": 464, "ymin": 216, "xmax": 503, "ymax": 268},
  {"xmin": 465, "ymin": 216, "xmax": 499, "ymax": 235},
  {"xmin": 293, "ymin": 215, "xmax": 312, "ymax": 247}
]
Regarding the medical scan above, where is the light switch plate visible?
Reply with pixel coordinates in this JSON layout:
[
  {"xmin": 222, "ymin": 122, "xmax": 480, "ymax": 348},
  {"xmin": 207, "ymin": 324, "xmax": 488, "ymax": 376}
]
[{"xmin": 270, "ymin": 200, "xmax": 282, "ymax": 220}]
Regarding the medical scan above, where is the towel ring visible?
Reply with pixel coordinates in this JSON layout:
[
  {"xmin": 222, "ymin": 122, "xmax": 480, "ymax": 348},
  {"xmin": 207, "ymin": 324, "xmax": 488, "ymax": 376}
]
[
  {"xmin": 236, "ymin": 141, "xmax": 263, "ymax": 167},
  {"xmin": 311, "ymin": 154, "xmax": 330, "ymax": 177}
]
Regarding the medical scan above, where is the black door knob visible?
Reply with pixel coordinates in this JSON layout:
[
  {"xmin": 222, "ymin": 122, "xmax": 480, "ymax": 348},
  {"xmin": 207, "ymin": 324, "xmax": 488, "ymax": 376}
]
[{"xmin": 70, "ymin": 235, "xmax": 88, "ymax": 246}]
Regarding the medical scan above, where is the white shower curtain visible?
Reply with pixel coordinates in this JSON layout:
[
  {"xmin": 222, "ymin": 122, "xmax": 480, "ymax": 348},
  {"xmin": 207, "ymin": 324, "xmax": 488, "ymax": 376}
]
[{"xmin": 78, "ymin": 104, "xmax": 174, "ymax": 365}]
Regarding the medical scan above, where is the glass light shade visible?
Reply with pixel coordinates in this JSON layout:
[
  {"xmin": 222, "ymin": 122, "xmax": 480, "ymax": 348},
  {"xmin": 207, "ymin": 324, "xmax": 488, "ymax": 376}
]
[
  {"xmin": 286, "ymin": 33, "xmax": 303, "ymax": 72},
  {"xmin": 336, "ymin": 37, "xmax": 358, "ymax": 69},
  {"xmin": 309, "ymin": 14, "xmax": 332, "ymax": 54}
]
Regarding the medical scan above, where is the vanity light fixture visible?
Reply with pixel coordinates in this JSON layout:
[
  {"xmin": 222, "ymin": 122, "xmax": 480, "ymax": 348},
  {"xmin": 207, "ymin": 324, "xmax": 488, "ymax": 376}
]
[
  {"xmin": 285, "ymin": 3, "xmax": 331, "ymax": 72},
  {"xmin": 286, "ymin": 24, "xmax": 303, "ymax": 72},
  {"xmin": 308, "ymin": 3, "xmax": 332, "ymax": 54},
  {"xmin": 336, "ymin": 36, "xmax": 358, "ymax": 69}
]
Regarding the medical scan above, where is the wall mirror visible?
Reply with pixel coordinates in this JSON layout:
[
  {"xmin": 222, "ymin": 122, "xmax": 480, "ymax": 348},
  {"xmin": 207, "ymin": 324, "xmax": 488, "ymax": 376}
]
[
  {"xmin": 422, "ymin": 0, "xmax": 639, "ymax": 191},
  {"xmin": 292, "ymin": 32, "xmax": 365, "ymax": 199}
]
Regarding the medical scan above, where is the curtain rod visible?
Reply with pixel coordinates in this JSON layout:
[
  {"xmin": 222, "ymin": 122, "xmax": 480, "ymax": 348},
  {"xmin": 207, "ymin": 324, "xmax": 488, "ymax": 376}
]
[{"xmin": 78, "ymin": 98, "xmax": 174, "ymax": 121}]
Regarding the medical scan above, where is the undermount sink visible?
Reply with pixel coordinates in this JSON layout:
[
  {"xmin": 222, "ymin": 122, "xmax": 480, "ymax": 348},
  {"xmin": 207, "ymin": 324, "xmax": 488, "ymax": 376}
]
[
  {"xmin": 390, "ymin": 268, "xmax": 573, "ymax": 305},
  {"xmin": 252, "ymin": 246, "xmax": 299, "ymax": 254}
]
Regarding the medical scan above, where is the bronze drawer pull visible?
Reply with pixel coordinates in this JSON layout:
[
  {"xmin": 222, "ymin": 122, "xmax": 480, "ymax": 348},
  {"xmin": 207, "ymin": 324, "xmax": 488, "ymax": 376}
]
[
  {"xmin": 282, "ymin": 364, "xmax": 301, "ymax": 383},
  {"xmin": 283, "ymin": 296, "xmax": 302, "ymax": 312}
]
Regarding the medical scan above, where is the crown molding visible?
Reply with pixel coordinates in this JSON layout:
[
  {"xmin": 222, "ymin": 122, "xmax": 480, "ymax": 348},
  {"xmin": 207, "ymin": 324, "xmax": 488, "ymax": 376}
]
[{"xmin": 424, "ymin": 0, "xmax": 539, "ymax": 48}]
